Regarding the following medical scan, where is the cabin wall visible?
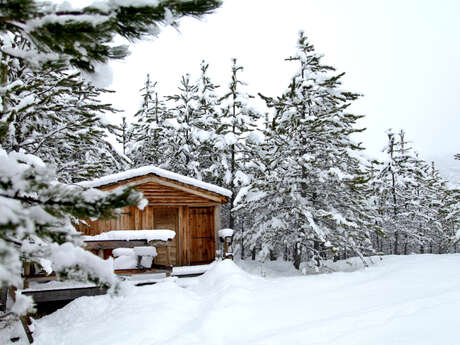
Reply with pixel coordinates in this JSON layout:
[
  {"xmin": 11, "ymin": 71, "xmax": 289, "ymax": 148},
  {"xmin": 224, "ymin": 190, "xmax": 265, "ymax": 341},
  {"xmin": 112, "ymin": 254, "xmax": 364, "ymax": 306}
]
[
  {"xmin": 78, "ymin": 205, "xmax": 179, "ymax": 266},
  {"xmin": 78, "ymin": 179, "xmax": 223, "ymax": 266}
]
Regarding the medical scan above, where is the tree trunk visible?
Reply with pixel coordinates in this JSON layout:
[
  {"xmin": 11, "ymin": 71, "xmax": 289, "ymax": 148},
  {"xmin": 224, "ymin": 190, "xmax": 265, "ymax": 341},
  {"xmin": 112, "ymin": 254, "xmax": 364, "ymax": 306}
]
[
  {"xmin": 394, "ymin": 232, "xmax": 399, "ymax": 255},
  {"xmin": 293, "ymin": 242, "xmax": 301, "ymax": 269},
  {"xmin": 240, "ymin": 223, "xmax": 244, "ymax": 260}
]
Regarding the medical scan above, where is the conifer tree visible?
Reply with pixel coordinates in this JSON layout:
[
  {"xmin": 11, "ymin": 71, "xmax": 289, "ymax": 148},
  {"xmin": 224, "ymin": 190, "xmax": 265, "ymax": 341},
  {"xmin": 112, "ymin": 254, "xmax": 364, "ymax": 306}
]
[
  {"xmin": 376, "ymin": 130, "xmax": 454, "ymax": 255},
  {"xmin": 378, "ymin": 130, "xmax": 415, "ymax": 254},
  {"xmin": 0, "ymin": 61, "xmax": 128, "ymax": 182},
  {"xmin": 216, "ymin": 58, "xmax": 258, "ymax": 229},
  {"xmin": 164, "ymin": 73, "xmax": 202, "ymax": 177},
  {"xmin": 0, "ymin": 0, "xmax": 221, "ymax": 315},
  {"xmin": 0, "ymin": 149, "xmax": 144, "ymax": 314},
  {"xmin": 443, "ymin": 185, "xmax": 460, "ymax": 251},
  {"xmin": 0, "ymin": 0, "xmax": 222, "ymax": 72},
  {"xmin": 116, "ymin": 117, "xmax": 131, "ymax": 156},
  {"xmin": 195, "ymin": 60, "xmax": 222, "ymax": 180},
  {"xmin": 423, "ymin": 161, "xmax": 459, "ymax": 253},
  {"xmin": 128, "ymin": 74, "xmax": 171, "ymax": 168},
  {"xmin": 239, "ymin": 32, "xmax": 375, "ymax": 267}
]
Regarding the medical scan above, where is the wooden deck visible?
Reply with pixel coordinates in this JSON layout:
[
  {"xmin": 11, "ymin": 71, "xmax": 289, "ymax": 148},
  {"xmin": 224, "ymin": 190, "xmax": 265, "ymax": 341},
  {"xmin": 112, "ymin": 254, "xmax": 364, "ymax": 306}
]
[
  {"xmin": 16, "ymin": 237, "xmax": 223, "ymax": 308},
  {"xmin": 23, "ymin": 286, "xmax": 107, "ymax": 303},
  {"xmin": 22, "ymin": 264, "xmax": 212, "ymax": 304}
]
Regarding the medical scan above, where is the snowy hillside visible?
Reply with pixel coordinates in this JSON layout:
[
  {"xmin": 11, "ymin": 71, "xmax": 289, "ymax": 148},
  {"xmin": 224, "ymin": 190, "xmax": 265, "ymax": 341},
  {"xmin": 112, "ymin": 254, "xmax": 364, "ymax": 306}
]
[{"xmin": 5, "ymin": 255, "xmax": 460, "ymax": 345}]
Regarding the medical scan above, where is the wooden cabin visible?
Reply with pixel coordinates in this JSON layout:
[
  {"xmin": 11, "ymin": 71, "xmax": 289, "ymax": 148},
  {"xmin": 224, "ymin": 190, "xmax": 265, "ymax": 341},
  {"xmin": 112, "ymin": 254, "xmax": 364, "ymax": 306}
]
[{"xmin": 77, "ymin": 166, "xmax": 231, "ymax": 267}]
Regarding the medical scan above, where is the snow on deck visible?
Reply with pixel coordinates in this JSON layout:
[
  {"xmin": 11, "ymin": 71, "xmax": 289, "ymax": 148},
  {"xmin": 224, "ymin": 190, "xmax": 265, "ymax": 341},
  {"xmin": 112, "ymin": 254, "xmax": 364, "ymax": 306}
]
[
  {"xmin": 172, "ymin": 263, "xmax": 213, "ymax": 276},
  {"xmin": 83, "ymin": 229, "xmax": 175, "ymax": 242},
  {"xmin": 77, "ymin": 165, "xmax": 232, "ymax": 198},
  {"xmin": 24, "ymin": 280, "xmax": 96, "ymax": 292},
  {"xmin": 8, "ymin": 254, "xmax": 460, "ymax": 345}
]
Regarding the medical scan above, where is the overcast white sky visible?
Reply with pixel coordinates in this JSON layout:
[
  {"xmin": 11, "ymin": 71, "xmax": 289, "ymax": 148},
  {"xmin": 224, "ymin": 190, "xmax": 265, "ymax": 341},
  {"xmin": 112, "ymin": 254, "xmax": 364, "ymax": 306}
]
[{"xmin": 93, "ymin": 0, "xmax": 459, "ymax": 160}]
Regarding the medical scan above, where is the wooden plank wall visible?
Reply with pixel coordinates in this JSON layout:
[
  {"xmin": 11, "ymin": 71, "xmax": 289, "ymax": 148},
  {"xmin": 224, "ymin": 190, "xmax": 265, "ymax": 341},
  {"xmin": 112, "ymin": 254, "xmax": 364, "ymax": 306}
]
[
  {"xmin": 136, "ymin": 182, "xmax": 217, "ymax": 206},
  {"xmin": 153, "ymin": 208, "xmax": 178, "ymax": 266},
  {"xmin": 179, "ymin": 206, "xmax": 190, "ymax": 266},
  {"xmin": 77, "ymin": 180, "xmax": 222, "ymax": 266},
  {"xmin": 77, "ymin": 206, "xmax": 179, "ymax": 266}
]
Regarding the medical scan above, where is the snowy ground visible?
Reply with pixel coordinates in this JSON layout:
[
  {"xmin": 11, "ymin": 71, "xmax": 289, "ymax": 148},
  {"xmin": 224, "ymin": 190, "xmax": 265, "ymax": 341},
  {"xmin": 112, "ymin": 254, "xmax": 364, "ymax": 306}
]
[{"xmin": 4, "ymin": 254, "xmax": 460, "ymax": 345}]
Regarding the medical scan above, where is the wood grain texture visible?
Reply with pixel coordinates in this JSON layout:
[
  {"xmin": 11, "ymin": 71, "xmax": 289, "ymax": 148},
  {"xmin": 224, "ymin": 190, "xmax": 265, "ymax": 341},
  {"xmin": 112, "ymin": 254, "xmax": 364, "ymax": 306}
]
[
  {"xmin": 77, "ymin": 176, "xmax": 226, "ymax": 267},
  {"xmin": 189, "ymin": 207, "xmax": 215, "ymax": 265},
  {"xmin": 98, "ymin": 175, "xmax": 228, "ymax": 203},
  {"xmin": 23, "ymin": 287, "xmax": 107, "ymax": 303},
  {"xmin": 153, "ymin": 208, "xmax": 178, "ymax": 266}
]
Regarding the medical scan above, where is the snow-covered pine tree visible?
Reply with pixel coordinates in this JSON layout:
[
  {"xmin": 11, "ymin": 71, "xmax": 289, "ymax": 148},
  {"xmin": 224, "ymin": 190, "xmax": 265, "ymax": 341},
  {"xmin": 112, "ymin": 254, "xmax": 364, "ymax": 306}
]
[
  {"xmin": 404, "ymin": 152, "xmax": 442, "ymax": 254},
  {"xmin": 378, "ymin": 130, "xmax": 414, "ymax": 255},
  {"xmin": 128, "ymin": 74, "xmax": 171, "ymax": 168},
  {"xmin": 163, "ymin": 73, "xmax": 203, "ymax": 177},
  {"xmin": 116, "ymin": 117, "xmax": 131, "ymax": 156},
  {"xmin": 0, "ymin": 0, "xmax": 221, "ymax": 315},
  {"xmin": 0, "ymin": 0, "xmax": 221, "ymax": 73},
  {"xmin": 195, "ymin": 60, "xmax": 222, "ymax": 181},
  {"xmin": 0, "ymin": 61, "xmax": 128, "ymax": 182},
  {"xmin": 216, "ymin": 58, "xmax": 259, "ymax": 229},
  {"xmin": 0, "ymin": 149, "xmax": 144, "ymax": 314},
  {"xmin": 1, "ymin": 0, "xmax": 222, "ymax": 145},
  {"xmin": 430, "ymin": 163, "xmax": 459, "ymax": 253},
  {"xmin": 238, "ymin": 32, "xmax": 375, "ymax": 268},
  {"xmin": 233, "ymin": 110, "xmax": 279, "ymax": 260},
  {"xmin": 443, "ymin": 184, "xmax": 460, "ymax": 252},
  {"xmin": 375, "ymin": 130, "xmax": 452, "ymax": 255},
  {"xmin": 363, "ymin": 159, "xmax": 387, "ymax": 254}
]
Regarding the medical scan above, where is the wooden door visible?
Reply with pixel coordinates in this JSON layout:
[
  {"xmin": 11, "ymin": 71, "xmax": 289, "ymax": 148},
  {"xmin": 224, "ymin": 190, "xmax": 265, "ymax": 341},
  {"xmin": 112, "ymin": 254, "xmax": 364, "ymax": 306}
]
[
  {"xmin": 153, "ymin": 208, "xmax": 178, "ymax": 266},
  {"xmin": 189, "ymin": 207, "xmax": 215, "ymax": 265}
]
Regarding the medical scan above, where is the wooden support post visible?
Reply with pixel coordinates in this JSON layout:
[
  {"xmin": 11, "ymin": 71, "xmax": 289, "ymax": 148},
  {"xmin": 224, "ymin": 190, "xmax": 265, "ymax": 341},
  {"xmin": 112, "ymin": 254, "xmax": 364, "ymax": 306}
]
[
  {"xmin": 23, "ymin": 262, "xmax": 31, "ymax": 289},
  {"xmin": 224, "ymin": 236, "xmax": 233, "ymax": 260},
  {"xmin": 165, "ymin": 246, "xmax": 171, "ymax": 266},
  {"xmin": 8, "ymin": 287, "xmax": 34, "ymax": 344}
]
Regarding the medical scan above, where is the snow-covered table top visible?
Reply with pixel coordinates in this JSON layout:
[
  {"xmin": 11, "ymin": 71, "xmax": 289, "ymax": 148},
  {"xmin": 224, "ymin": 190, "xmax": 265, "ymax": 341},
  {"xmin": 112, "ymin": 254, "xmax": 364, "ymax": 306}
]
[{"xmin": 83, "ymin": 230, "xmax": 175, "ymax": 242}]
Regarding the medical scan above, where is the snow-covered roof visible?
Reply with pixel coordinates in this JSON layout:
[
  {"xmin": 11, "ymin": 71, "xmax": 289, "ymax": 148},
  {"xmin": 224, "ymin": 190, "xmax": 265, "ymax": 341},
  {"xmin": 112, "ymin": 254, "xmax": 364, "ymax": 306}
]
[{"xmin": 78, "ymin": 165, "xmax": 232, "ymax": 198}]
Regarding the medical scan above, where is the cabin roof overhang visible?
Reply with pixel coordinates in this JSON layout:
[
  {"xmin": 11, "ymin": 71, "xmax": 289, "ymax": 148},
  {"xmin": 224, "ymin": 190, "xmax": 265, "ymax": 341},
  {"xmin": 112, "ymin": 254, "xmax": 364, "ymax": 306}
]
[{"xmin": 77, "ymin": 166, "xmax": 231, "ymax": 204}]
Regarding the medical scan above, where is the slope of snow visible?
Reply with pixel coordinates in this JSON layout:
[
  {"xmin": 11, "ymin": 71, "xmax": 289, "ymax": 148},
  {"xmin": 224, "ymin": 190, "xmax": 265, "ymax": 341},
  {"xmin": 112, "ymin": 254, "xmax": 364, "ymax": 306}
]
[
  {"xmin": 77, "ymin": 165, "xmax": 232, "ymax": 197},
  {"xmin": 6, "ymin": 254, "xmax": 460, "ymax": 345}
]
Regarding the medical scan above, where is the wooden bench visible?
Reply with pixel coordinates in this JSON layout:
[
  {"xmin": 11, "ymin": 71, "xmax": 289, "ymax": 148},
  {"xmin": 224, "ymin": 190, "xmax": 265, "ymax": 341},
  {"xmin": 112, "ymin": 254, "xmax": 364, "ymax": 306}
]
[{"xmin": 84, "ymin": 238, "xmax": 175, "ymax": 269}]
